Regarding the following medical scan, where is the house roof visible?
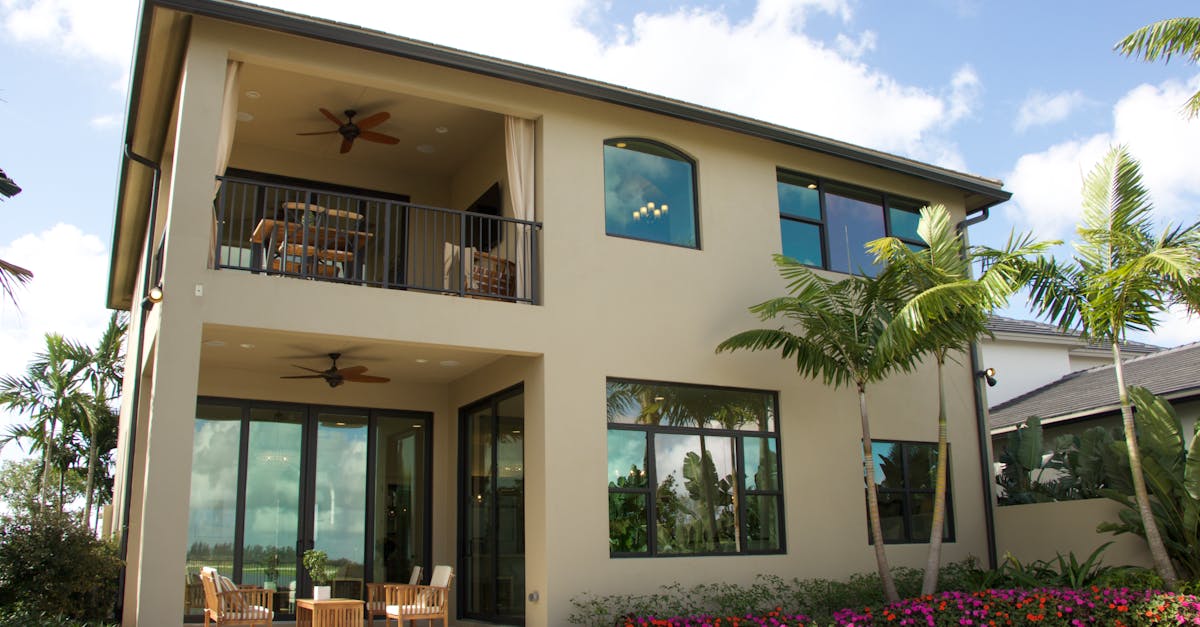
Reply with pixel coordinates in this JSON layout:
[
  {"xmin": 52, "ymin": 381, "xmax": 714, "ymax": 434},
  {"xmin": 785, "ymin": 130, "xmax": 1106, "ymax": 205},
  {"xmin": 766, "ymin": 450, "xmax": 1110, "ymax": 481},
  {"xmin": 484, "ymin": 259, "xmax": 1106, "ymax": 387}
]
[
  {"xmin": 108, "ymin": 0, "xmax": 1012, "ymax": 309},
  {"xmin": 0, "ymin": 168, "xmax": 19, "ymax": 198},
  {"xmin": 985, "ymin": 315, "xmax": 1161, "ymax": 355},
  {"xmin": 989, "ymin": 341, "xmax": 1200, "ymax": 430}
]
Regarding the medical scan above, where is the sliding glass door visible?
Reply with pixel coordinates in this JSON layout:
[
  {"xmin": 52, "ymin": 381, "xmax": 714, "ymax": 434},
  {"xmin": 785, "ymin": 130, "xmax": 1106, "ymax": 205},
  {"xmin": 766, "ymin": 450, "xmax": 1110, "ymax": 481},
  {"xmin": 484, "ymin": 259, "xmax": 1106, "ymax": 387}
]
[
  {"xmin": 185, "ymin": 399, "xmax": 430, "ymax": 621},
  {"xmin": 459, "ymin": 385, "xmax": 525, "ymax": 624}
]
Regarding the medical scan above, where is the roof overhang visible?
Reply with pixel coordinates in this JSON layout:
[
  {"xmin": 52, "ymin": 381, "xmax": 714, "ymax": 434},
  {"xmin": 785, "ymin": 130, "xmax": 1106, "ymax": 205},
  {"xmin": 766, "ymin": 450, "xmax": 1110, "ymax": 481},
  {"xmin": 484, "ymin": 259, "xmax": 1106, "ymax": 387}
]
[
  {"xmin": 108, "ymin": 0, "xmax": 1012, "ymax": 309},
  {"xmin": 989, "ymin": 388, "xmax": 1200, "ymax": 435}
]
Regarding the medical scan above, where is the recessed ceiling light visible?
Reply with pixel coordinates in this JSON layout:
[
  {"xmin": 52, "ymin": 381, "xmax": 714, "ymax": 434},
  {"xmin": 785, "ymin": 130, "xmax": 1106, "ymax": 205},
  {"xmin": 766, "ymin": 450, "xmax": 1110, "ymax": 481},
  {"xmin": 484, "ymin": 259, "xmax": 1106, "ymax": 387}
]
[
  {"xmin": 244, "ymin": 90, "xmax": 261, "ymax": 99},
  {"xmin": 415, "ymin": 358, "xmax": 429, "ymax": 364},
  {"xmin": 239, "ymin": 343, "xmax": 255, "ymax": 349},
  {"xmin": 616, "ymin": 142, "xmax": 627, "ymax": 148},
  {"xmin": 439, "ymin": 360, "xmax": 460, "ymax": 367},
  {"xmin": 434, "ymin": 126, "xmax": 449, "ymax": 134},
  {"xmin": 203, "ymin": 340, "xmax": 226, "ymax": 347},
  {"xmin": 416, "ymin": 144, "xmax": 436, "ymax": 154},
  {"xmin": 237, "ymin": 112, "xmax": 254, "ymax": 122}
]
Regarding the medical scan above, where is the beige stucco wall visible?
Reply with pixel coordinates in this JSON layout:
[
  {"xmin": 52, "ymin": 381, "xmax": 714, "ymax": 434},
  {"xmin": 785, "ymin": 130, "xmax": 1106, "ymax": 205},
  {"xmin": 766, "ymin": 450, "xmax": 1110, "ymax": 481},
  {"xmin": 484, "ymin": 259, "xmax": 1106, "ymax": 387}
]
[
  {"xmin": 113, "ymin": 15, "xmax": 999, "ymax": 627},
  {"xmin": 995, "ymin": 499, "xmax": 1151, "ymax": 568}
]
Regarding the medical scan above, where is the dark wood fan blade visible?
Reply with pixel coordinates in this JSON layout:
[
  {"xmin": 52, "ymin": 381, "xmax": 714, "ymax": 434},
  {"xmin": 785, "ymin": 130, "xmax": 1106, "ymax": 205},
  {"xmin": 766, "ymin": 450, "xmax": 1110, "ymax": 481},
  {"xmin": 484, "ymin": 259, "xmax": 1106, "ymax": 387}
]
[
  {"xmin": 340, "ymin": 137, "xmax": 354, "ymax": 154},
  {"xmin": 355, "ymin": 111, "xmax": 390, "ymax": 130},
  {"xmin": 359, "ymin": 130, "xmax": 400, "ymax": 145},
  {"xmin": 342, "ymin": 374, "xmax": 390, "ymax": 383},
  {"xmin": 319, "ymin": 107, "xmax": 343, "ymax": 126},
  {"xmin": 281, "ymin": 374, "xmax": 327, "ymax": 379},
  {"xmin": 336, "ymin": 365, "xmax": 368, "ymax": 376},
  {"xmin": 296, "ymin": 130, "xmax": 340, "ymax": 136}
]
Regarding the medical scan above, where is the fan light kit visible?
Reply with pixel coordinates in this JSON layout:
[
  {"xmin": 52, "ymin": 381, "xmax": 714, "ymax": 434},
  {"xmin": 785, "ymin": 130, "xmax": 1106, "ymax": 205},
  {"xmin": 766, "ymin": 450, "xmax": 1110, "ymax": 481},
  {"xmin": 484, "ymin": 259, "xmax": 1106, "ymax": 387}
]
[
  {"xmin": 297, "ymin": 108, "xmax": 401, "ymax": 154},
  {"xmin": 281, "ymin": 352, "xmax": 391, "ymax": 388}
]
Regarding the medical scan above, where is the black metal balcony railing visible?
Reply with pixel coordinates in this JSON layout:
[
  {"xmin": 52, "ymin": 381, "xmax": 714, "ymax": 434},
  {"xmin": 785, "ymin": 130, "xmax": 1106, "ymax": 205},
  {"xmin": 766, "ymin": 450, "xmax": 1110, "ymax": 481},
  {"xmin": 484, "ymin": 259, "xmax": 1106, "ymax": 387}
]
[{"xmin": 213, "ymin": 176, "xmax": 541, "ymax": 303}]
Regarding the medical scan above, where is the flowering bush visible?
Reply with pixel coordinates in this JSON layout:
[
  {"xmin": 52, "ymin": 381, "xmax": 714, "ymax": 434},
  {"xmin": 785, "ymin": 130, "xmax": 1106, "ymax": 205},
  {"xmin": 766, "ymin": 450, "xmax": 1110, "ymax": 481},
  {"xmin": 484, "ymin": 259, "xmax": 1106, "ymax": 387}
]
[{"xmin": 622, "ymin": 588, "xmax": 1200, "ymax": 627}]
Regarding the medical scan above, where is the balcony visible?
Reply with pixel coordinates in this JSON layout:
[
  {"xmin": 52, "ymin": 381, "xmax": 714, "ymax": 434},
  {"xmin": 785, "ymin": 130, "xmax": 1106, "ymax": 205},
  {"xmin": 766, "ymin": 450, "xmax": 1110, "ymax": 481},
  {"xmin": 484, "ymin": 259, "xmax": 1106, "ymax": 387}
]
[{"xmin": 213, "ymin": 175, "xmax": 541, "ymax": 303}]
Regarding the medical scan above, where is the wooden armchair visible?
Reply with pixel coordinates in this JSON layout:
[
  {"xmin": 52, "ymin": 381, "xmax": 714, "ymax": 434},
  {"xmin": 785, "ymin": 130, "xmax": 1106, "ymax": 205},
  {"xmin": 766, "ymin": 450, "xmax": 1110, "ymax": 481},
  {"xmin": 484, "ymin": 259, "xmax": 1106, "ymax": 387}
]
[
  {"xmin": 366, "ymin": 565, "xmax": 421, "ymax": 627},
  {"xmin": 199, "ymin": 567, "xmax": 274, "ymax": 626},
  {"xmin": 384, "ymin": 565, "xmax": 453, "ymax": 627}
]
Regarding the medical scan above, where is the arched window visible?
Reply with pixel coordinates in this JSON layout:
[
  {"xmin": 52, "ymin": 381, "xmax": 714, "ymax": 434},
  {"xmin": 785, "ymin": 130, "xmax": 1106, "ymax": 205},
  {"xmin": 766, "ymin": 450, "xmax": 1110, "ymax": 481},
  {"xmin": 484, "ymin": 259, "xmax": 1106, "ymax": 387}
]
[{"xmin": 603, "ymin": 139, "xmax": 698, "ymax": 248}]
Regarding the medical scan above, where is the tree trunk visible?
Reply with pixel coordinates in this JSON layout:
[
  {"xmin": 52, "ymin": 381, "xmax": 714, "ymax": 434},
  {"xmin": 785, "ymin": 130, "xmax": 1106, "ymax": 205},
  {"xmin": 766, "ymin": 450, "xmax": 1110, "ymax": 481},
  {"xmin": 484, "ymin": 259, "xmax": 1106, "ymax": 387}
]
[
  {"xmin": 39, "ymin": 416, "xmax": 55, "ymax": 507},
  {"xmin": 922, "ymin": 353, "xmax": 950, "ymax": 595},
  {"xmin": 1112, "ymin": 341, "xmax": 1179, "ymax": 589},
  {"xmin": 699, "ymin": 436, "xmax": 720, "ymax": 548},
  {"xmin": 860, "ymin": 384, "xmax": 899, "ymax": 603},
  {"xmin": 83, "ymin": 440, "xmax": 98, "ymax": 531}
]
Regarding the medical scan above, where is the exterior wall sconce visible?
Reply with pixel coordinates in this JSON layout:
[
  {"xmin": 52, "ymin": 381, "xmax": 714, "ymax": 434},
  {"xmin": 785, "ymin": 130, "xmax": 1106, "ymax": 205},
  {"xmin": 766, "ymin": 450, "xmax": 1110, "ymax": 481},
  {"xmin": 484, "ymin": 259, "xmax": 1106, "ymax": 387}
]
[
  {"xmin": 975, "ymin": 367, "xmax": 997, "ymax": 388},
  {"xmin": 142, "ymin": 284, "xmax": 163, "ymax": 309}
]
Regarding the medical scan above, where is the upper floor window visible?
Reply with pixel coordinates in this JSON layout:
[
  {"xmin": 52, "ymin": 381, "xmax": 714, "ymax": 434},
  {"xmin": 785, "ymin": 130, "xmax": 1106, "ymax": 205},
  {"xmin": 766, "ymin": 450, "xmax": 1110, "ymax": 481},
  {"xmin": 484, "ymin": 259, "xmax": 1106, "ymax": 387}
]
[
  {"xmin": 777, "ymin": 169, "xmax": 926, "ymax": 275},
  {"xmin": 607, "ymin": 379, "xmax": 784, "ymax": 557},
  {"xmin": 604, "ymin": 139, "xmax": 698, "ymax": 248}
]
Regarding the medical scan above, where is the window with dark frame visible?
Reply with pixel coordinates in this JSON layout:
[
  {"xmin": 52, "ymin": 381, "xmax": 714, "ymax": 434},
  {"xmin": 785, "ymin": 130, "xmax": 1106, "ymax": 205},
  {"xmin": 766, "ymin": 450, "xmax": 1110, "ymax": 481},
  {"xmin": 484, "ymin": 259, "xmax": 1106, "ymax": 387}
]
[
  {"xmin": 606, "ymin": 379, "xmax": 784, "ymax": 557},
  {"xmin": 777, "ymin": 169, "xmax": 927, "ymax": 275},
  {"xmin": 868, "ymin": 440, "xmax": 954, "ymax": 544},
  {"xmin": 603, "ymin": 139, "xmax": 699, "ymax": 248}
]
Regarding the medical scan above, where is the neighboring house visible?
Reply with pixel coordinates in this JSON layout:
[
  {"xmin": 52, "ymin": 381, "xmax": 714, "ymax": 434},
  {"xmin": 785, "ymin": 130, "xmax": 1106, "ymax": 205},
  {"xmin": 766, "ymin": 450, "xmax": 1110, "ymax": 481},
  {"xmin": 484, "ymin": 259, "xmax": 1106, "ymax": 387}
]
[
  {"xmin": 980, "ymin": 315, "xmax": 1160, "ymax": 406},
  {"xmin": 108, "ymin": 1, "xmax": 1012, "ymax": 625},
  {"xmin": 990, "ymin": 342, "xmax": 1200, "ymax": 454}
]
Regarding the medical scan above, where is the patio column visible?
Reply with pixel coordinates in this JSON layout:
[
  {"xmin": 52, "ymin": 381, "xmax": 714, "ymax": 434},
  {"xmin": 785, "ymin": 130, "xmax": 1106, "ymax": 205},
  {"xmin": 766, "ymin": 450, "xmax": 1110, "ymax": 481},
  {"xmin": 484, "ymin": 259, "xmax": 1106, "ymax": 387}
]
[{"xmin": 128, "ymin": 25, "xmax": 228, "ymax": 626}]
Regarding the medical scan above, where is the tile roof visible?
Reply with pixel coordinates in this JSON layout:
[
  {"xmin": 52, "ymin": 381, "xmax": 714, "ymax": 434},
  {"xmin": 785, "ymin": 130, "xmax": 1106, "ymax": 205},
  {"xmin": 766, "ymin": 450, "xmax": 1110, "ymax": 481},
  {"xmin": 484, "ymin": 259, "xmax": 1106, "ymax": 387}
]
[
  {"xmin": 989, "ymin": 341, "xmax": 1200, "ymax": 430},
  {"xmin": 986, "ymin": 315, "xmax": 1161, "ymax": 354}
]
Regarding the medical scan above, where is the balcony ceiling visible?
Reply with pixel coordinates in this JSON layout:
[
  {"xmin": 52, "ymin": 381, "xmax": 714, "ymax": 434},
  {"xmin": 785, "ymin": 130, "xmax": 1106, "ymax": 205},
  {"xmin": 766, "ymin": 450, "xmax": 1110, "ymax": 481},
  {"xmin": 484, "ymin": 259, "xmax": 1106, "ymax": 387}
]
[
  {"xmin": 200, "ymin": 324, "xmax": 508, "ymax": 385},
  {"xmin": 232, "ymin": 63, "xmax": 503, "ymax": 178}
]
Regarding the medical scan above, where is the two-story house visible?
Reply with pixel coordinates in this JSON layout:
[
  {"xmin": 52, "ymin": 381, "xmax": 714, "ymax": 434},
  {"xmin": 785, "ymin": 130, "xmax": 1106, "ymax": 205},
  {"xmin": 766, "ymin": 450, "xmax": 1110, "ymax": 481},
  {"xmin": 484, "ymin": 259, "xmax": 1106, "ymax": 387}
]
[{"xmin": 108, "ymin": 1, "xmax": 1012, "ymax": 625}]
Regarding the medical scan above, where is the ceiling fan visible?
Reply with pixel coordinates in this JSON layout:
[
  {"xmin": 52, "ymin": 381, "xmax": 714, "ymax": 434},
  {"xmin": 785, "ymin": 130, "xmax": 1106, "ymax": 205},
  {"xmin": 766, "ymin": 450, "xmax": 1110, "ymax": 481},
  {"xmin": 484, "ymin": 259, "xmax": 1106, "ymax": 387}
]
[
  {"xmin": 297, "ymin": 108, "xmax": 400, "ymax": 154},
  {"xmin": 280, "ymin": 352, "xmax": 390, "ymax": 388}
]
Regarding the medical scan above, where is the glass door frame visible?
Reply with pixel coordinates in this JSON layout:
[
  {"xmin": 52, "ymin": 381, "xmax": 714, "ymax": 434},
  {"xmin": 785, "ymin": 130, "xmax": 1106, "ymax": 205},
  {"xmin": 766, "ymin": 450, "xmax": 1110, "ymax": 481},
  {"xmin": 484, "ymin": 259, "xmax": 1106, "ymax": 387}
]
[
  {"xmin": 456, "ymin": 383, "xmax": 525, "ymax": 625},
  {"xmin": 189, "ymin": 397, "xmax": 433, "ymax": 622}
]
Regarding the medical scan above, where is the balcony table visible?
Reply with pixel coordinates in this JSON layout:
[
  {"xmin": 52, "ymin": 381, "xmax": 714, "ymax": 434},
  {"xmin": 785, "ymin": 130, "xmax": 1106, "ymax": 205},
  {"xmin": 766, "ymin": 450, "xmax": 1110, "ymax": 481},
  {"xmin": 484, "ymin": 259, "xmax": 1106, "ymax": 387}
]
[
  {"xmin": 295, "ymin": 597, "xmax": 364, "ymax": 627},
  {"xmin": 251, "ymin": 218, "xmax": 372, "ymax": 277}
]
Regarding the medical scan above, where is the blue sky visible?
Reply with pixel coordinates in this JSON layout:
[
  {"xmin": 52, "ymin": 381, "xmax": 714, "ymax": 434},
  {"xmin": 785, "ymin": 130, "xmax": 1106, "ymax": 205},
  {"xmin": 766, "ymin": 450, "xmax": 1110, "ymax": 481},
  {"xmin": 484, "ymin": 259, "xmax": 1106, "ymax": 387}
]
[{"xmin": 0, "ymin": 1, "xmax": 1198, "ymax": 459}]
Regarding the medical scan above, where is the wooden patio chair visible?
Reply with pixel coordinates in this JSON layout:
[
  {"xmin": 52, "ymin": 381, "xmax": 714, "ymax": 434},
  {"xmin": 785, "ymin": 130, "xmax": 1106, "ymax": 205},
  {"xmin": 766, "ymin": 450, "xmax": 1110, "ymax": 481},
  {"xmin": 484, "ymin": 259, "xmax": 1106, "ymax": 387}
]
[
  {"xmin": 384, "ymin": 565, "xmax": 452, "ymax": 627},
  {"xmin": 366, "ymin": 565, "xmax": 421, "ymax": 627},
  {"xmin": 199, "ymin": 567, "xmax": 274, "ymax": 626}
]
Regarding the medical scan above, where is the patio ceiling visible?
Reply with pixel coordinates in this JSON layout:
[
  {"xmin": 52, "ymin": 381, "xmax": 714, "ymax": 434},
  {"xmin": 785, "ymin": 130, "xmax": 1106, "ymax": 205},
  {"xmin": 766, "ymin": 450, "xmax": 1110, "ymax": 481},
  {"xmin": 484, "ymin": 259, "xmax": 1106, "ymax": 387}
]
[
  {"xmin": 200, "ymin": 324, "xmax": 507, "ymax": 384},
  {"xmin": 232, "ymin": 63, "xmax": 503, "ymax": 179}
]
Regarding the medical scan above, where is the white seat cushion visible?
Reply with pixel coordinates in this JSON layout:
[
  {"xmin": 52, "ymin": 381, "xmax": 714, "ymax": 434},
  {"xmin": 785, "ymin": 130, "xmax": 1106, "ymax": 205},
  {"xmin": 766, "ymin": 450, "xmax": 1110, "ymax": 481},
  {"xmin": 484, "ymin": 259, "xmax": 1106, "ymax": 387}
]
[
  {"xmin": 224, "ymin": 605, "xmax": 273, "ymax": 620},
  {"xmin": 386, "ymin": 604, "xmax": 438, "ymax": 616}
]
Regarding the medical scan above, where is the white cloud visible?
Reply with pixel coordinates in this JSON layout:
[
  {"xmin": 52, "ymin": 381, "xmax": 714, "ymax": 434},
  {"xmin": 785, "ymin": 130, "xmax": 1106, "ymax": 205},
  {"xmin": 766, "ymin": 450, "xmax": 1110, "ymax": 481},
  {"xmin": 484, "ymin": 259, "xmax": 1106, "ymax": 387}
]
[
  {"xmin": 1014, "ymin": 90, "xmax": 1086, "ymax": 132},
  {"xmin": 1004, "ymin": 74, "xmax": 1200, "ymax": 241},
  {"xmin": 0, "ymin": 224, "xmax": 111, "ymax": 462},
  {"xmin": 1, "ymin": 0, "xmax": 980, "ymax": 170},
  {"xmin": 1125, "ymin": 305, "xmax": 1200, "ymax": 348},
  {"xmin": 89, "ymin": 113, "xmax": 120, "ymax": 130},
  {"xmin": 1, "ymin": 0, "xmax": 138, "ymax": 69}
]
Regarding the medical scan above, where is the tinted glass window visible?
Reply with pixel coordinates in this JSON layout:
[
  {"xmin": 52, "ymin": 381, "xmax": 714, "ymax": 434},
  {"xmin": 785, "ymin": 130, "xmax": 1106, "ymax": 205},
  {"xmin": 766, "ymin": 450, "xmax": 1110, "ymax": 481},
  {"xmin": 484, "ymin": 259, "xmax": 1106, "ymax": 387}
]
[{"xmin": 604, "ymin": 140, "xmax": 698, "ymax": 248}]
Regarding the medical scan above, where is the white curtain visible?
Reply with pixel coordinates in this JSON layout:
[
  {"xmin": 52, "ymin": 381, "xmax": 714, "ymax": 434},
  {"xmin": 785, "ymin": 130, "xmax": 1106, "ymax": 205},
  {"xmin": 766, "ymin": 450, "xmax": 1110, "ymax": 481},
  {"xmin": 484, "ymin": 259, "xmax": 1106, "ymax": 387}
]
[
  {"xmin": 214, "ymin": 60, "xmax": 242, "ymax": 196},
  {"xmin": 210, "ymin": 60, "xmax": 241, "ymax": 268},
  {"xmin": 504, "ymin": 116, "xmax": 536, "ymax": 301}
]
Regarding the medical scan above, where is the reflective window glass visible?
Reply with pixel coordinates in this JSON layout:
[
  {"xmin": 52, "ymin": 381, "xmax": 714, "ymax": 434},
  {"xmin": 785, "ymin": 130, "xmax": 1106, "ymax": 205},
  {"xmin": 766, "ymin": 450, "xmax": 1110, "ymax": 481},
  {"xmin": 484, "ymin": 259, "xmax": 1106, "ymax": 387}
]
[{"xmin": 604, "ymin": 139, "xmax": 698, "ymax": 248}]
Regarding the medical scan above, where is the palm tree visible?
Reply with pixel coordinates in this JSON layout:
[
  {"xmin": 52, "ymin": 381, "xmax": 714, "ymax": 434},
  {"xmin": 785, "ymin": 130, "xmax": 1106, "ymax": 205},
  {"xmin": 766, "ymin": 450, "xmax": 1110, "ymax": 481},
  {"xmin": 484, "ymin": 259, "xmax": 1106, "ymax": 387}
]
[
  {"xmin": 65, "ymin": 313, "xmax": 127, "ymax": 529},
  {"xmin": 0, "ymin": 333, "xmax": 90, "ymax": 508},
  {"xmin": 1116, "ymin": 17, "xmax": 1200, "ymax": 118},
  {"xmin": 867, "ymin": 205, "xmax": 1052, "ymax": 595},
  {"xmin": 716, "ymin": 255, "xmax": 921, "ymax": 603},
  {"xmin": 0, "ymin": 167, "xmax": 33, "ymax": 305},
  {"xmin": 1022, "ymin": 146, "xmax": 1200, "ymax": 589}
]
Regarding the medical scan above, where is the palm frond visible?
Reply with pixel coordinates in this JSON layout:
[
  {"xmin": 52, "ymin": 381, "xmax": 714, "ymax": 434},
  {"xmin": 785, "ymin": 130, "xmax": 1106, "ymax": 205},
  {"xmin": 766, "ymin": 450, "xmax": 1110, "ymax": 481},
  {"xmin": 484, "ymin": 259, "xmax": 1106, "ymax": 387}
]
[{"xmin": 1116, "ymin": 18, "xmax": 1200, "ymax": 64}]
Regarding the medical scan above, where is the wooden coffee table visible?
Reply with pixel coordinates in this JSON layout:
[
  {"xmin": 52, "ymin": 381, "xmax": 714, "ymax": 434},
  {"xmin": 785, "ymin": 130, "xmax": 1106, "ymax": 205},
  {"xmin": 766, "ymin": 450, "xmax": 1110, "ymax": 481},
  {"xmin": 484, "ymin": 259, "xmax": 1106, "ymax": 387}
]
[{"xmin": 296, "ymin": 598, "xmax": 364, "ymax": 627}]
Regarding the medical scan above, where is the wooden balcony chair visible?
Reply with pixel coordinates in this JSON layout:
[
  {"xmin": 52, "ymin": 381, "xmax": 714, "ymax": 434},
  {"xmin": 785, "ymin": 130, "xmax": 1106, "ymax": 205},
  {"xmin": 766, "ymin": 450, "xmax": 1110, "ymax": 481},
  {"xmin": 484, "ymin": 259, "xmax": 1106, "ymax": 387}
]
[
  {"xmin": 365, "ymin": 565, "xmax": 421, "ymax": 627},
  {"xmin": 384, "ymin": 564, "xmax": 453, "ymax": 627},
  {"xmin": 199, "ymin": 567, "xmax": 274, "ymax": 626}
]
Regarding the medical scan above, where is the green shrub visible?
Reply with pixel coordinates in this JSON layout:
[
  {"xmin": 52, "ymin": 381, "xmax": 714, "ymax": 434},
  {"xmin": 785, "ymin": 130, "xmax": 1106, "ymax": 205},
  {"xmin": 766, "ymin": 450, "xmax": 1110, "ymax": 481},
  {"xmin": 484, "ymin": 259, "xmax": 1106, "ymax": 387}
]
[
  {"xmin": 0, "ymin": 507, "xmax": 122, "ymax": 622},
  {"xmin": 0, "ymin": 609, "xmax": 116, "ymax": 627}
]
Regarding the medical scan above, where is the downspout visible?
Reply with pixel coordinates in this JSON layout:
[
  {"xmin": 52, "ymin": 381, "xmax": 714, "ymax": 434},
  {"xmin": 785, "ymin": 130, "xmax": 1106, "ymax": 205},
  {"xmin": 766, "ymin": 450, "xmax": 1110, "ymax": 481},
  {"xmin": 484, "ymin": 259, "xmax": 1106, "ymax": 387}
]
[
  {"xmin": 956, "ymin": 204, "xmax": 999, "ymax": 570},
  {"xmin": 115, "ymin": 145, "xmax": 162, "ymax": 621}
]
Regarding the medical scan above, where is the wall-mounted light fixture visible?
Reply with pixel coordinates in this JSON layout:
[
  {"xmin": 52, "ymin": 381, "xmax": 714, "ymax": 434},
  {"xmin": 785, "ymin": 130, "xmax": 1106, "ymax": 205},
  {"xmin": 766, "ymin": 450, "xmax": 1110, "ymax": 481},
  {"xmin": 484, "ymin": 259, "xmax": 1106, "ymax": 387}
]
[
  {"xmin": 975, "ymin": 367, "xmax": 997, "ymax": 388},
  {"xmin": 142, "ymin": 283, "xmax": 163, "ymax": 310}
]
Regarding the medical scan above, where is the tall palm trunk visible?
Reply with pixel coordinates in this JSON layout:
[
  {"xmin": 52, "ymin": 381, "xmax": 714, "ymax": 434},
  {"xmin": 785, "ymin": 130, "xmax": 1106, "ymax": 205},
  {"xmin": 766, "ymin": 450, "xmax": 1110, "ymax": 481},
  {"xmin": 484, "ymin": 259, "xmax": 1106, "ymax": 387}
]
[
  {"xmin": 83, "ymin": 440, "xmax": 99, "ymax": 530},
  {"xmin": 39, "ymin": 415, "xmax": 57, "ymax": 507},
  {"xmin": 860, "ymin": 383, "xmax": 899, "ymax": 602},
  {"xmin": 921, "ymin": 351, "xmax": 950, "ymax": 595},
  {"xmin": 1112, "ymin": 341, "xmax": 1179, "ymax": 589},
  {"xmin": 699, "ymin": 437, "xmax": 720, "ymax": 547}
]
